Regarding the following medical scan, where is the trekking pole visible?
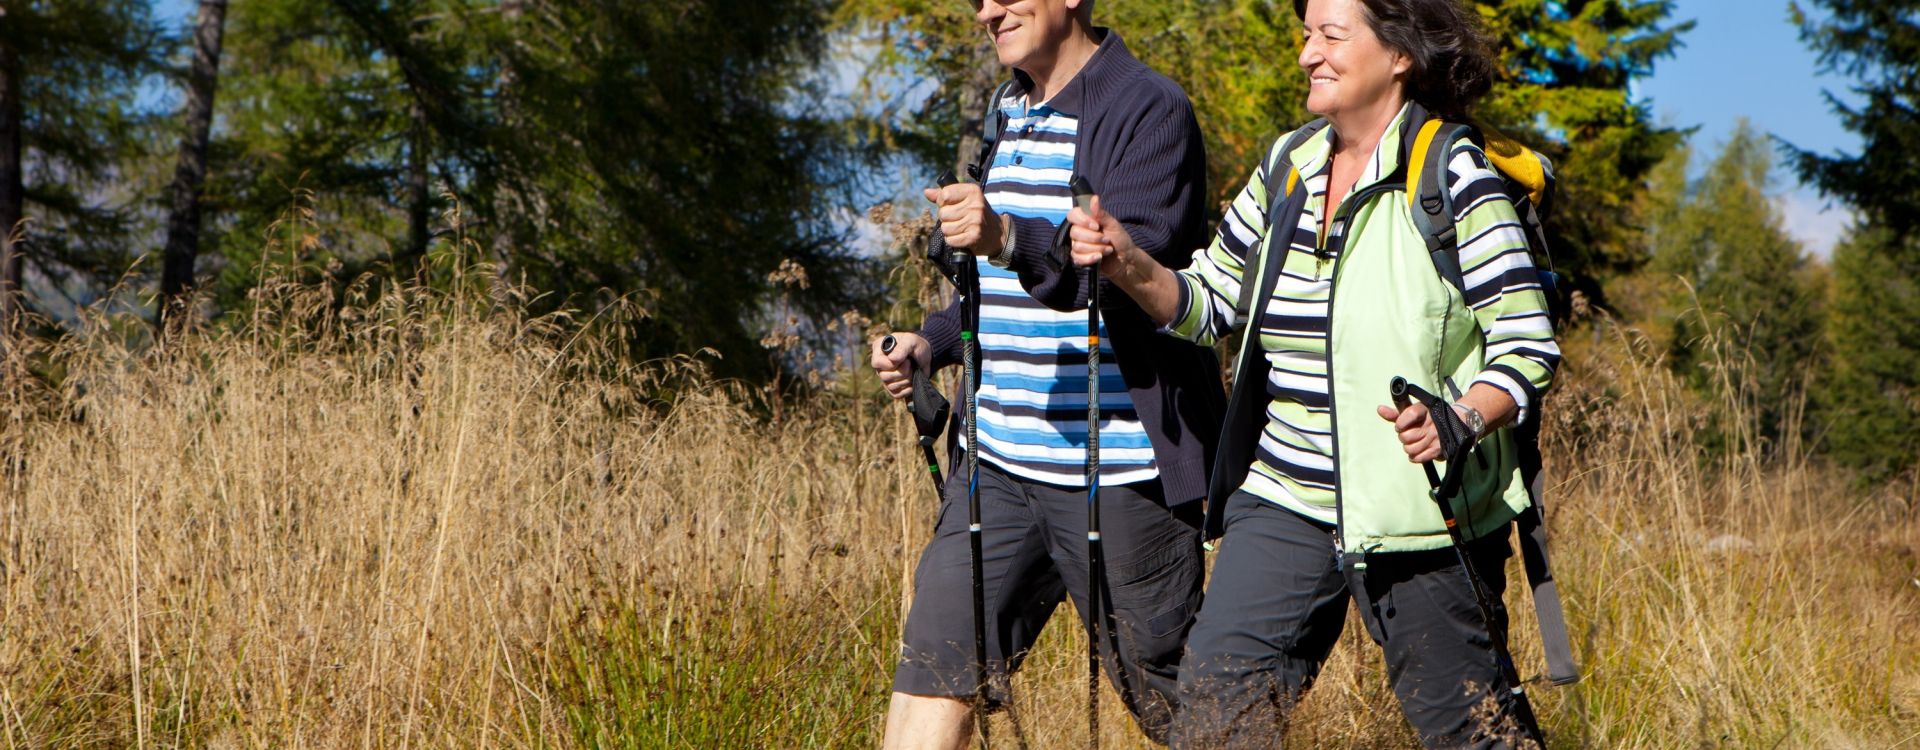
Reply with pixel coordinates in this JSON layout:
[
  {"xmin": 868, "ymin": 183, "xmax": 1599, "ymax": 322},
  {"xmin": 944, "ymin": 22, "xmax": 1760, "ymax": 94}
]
[
  {"xmin": 937, "ymin": 170, "xmax": 993, "ymax": 750},
  {"xmin": 879, "ymin": 335, "xmax": 948, "ymax": 497},
  {"xmin": 1070, "ymin": 175, "xmax": 1105, "ymax": 750},
  {"xmin": 1388, "ymin": 377, "xmax": 1547, "ymax": 748}
]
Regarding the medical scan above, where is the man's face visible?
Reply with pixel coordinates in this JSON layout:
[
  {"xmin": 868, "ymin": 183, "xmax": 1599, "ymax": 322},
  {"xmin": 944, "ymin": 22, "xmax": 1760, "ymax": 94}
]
[{"xmin": 972, "ymin": 0, "xmax": 1081, "ymax": 72}]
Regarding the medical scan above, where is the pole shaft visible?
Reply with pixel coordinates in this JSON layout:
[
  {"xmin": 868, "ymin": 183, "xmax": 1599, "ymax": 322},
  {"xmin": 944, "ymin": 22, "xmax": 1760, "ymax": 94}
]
[
  {"xmin": 961, "ymin": 257, "xmax": 990, "ymax": 749},
  {"xmin": 1391, "ymin": 381, "xmax": 1546, "ymax": 747},
  {"xmin": 1085, "ymin": 268, "xmax": 1103, "ymax": 750}
]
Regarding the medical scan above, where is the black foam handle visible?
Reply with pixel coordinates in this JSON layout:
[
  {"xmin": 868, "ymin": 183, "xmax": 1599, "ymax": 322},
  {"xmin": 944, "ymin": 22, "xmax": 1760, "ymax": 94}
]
[
  {"xmin": 925, "ymin": 171, "xmax": 967, "ymax": 283},
  {"xmin": 1390, "ymin": 376, "xmax": 1416, "ymax": 409},
  {"xmin": 1051, "ymin": 175, "xmax": 1097, "ymax": 272},
  {"xmin": 909, "ymin": 369, "xmax": 950, "ymax": 445},
  {"xmin": 1070, "ymin": 174, "xmax": 1095, "ymax": 207}
]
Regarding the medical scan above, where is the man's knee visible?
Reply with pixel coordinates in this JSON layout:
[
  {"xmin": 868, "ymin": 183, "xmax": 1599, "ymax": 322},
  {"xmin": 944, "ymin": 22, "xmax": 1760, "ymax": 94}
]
[{"xmin": 882, "ymin": 692, "xmax": 973, "ymax": 750}]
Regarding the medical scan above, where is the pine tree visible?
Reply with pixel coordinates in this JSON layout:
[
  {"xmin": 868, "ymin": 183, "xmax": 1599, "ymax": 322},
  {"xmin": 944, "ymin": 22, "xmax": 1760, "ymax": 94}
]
[
  {"xmin": 1821, "ymin": 227, "xmax": 1920, "ymax": 479},
  {"xmin": 1473, "ymin": 0, "xmax": 1692, "ymax": 306},
  {"xmin": 0, "ymin": 0, "xmax": 166, "ymax": 340},
  {"xmin": 1786, "ymin": 0, "xmax": 1920, "ymax": 235},
  {"xmin": 1650, "ymin": 122, "xmax": 1820, "ymax": 457},
  {"xmin": 1787, "ymin": 0, "xmax": 1920, "ymax": 478},
  {"xmin": 210, "ymin": 0, "xmax": 489, "ymax": 303},
  {"xmin": 212, "ymin": 0, "xmax": 867, "ymax": 380}
]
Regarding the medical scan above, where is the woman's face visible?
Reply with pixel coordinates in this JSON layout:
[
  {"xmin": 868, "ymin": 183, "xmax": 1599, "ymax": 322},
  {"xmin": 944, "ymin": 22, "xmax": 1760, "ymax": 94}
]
[{"xmin": 1298, "ymin": 0, "xmax": 1409, "ymax": 120}]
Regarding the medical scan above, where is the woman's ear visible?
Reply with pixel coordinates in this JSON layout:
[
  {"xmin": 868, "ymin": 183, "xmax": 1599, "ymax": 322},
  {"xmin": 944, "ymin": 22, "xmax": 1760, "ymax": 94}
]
[{"xmin": 1391, "ymin": 50, "xmax": 1412, "ymax": 78}]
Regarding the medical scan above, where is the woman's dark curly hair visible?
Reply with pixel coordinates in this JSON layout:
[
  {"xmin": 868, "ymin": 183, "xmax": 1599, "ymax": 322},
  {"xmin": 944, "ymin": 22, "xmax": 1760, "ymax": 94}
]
[{"xmin": 1293, "ymin": 0, "xmax": 1498, "ymax": 117}]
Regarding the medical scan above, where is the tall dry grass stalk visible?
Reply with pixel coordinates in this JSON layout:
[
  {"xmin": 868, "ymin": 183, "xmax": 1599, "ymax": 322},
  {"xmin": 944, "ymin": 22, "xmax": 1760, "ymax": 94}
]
[
  {"xmin": 0, "ymin": 213, "xmax": 1915, "ymax": 747},
  {"xmin": 1533, "ymin": 310, "xmax": 1920, "ymax": 748}
]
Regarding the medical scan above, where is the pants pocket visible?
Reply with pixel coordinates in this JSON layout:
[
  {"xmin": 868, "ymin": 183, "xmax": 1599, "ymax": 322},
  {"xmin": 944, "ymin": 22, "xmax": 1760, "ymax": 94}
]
[{"xmin": 1144, "ymin": 590, "xmax": 1197, "ymax": 638}]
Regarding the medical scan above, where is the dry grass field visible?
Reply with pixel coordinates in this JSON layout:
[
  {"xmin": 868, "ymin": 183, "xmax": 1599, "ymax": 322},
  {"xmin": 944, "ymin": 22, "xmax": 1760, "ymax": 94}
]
[{"xmin": 1, "ymin": 242, "xmax": 1916, "ymax": 747}]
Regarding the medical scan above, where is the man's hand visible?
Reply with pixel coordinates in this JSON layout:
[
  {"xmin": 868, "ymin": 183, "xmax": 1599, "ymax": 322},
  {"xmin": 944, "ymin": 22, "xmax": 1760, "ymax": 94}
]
[
  {"xmin": 871, "ymin": 333, "xmax": 933, "ymax": 400},
  {"xmin": 923, "ymin": 182, "xmax": 1004, "ymax": 254}
]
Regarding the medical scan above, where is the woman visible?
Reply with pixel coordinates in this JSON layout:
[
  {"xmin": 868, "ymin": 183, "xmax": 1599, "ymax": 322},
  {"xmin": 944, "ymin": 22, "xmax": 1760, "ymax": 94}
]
[{"xmin": 1065, "ymin": 0, "xmax": 1560, "ymax": 746}]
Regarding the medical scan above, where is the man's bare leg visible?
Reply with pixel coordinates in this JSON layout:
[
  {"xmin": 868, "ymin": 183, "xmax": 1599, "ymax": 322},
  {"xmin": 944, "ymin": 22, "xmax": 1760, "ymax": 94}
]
[{"xmin": 881, "ymin": 692, "xmax": 973, "ymax": 750}]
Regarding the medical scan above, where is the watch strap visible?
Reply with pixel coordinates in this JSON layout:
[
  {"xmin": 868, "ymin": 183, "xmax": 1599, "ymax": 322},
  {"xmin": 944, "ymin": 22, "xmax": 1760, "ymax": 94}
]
[{"xmin": 988, "ymin": 213, "xmax": 1017, "ymax": 268}]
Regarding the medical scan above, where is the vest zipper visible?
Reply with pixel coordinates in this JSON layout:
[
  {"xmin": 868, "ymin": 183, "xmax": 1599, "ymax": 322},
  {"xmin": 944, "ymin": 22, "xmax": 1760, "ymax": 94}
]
[{"xmin": 1322, "ymin": 179, "xmax": 1402, "ymax": 557}]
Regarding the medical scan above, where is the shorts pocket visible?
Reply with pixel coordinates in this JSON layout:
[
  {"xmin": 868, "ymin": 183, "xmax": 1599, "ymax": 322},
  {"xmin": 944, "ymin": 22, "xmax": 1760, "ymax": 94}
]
[{"xmin": 1107, "ymin": 533, "xmax": 1203, "ymax": 637}]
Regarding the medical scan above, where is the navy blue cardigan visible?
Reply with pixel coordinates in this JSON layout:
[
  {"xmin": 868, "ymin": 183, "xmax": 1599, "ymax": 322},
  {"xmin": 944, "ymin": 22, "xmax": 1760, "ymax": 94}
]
[{"xmin": 917, "ymin": 31, "xmax": 1224, "ymax": 504}]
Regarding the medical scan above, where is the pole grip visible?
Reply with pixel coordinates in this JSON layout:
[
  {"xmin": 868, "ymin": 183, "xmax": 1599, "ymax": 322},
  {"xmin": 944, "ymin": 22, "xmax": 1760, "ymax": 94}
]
[
  {"xmin": 1389, "ymin": 376, "xmax": 1447, "ymax": 489},
  {"xmin": 1053, "ymin": 175, "xmax": 1097, "ymax": 272},
  {"xmin": 1390, "ymin": 376, "xmax": 1414, "ymax": 410},
  {"xmin": 884, "ymin": 335, "xmax": 950, "ymax": 446}
]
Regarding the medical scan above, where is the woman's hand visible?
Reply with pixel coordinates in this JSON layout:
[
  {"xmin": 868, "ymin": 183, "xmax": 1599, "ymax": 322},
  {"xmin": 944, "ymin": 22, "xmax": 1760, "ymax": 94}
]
[
  {"xmin": 1065, "ymin": 194, "xmax": 1186, "ymax": 326},
  {"xmin": 1378, "ymin": 384, "xmax": 1515, "ymax": 464},
  {"xmin": 1066, "ymin": 196, "xmax": 1139, "ymax": 278},
  {"xmin": 1377, "ymin": 401, "xmax": 1446, "ymax": 464}
]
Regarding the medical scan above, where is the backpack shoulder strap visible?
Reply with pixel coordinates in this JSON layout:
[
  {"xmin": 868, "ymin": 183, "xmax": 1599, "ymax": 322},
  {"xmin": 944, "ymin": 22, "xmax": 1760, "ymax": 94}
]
[
  {"xmin": 967, "ymin": 80, "xmax": 1018, "ymax": 181},
  {"xmin": 1233, "ymin": 119, "xmax": 1327, "ymax": 321},
  {"xmin": 1407, "ymin": 119, "xmax": 1475, "ymax": 298},
  {"xmin": 1409, "ymin": 119, "xmax": 1569, "ymax": 317}
]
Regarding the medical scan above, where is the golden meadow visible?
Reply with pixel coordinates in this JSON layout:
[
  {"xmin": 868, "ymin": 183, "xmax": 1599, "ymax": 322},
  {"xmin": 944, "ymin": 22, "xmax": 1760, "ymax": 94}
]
[{"xmin": 1, "ymin": 217, "xmax": 1916, "ymax": 748}]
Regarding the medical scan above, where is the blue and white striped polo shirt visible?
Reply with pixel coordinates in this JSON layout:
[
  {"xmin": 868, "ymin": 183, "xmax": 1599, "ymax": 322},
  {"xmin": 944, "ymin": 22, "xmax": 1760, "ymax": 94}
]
[{"xmin": 966, "ymin": 93, "xmax": 1156, "ymax": 488}]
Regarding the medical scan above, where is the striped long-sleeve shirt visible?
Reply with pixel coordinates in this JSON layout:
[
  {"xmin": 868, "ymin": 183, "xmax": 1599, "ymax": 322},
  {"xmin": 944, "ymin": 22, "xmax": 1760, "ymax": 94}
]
[{"xmin": 1166, "ymin": 114, "xmax": 1561, "ymax": 523}]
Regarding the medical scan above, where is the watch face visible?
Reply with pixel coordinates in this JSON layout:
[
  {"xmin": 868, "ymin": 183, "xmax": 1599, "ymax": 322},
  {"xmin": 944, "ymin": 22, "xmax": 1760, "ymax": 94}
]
[{"xmin": 1455, "ymin": 404, "xmax": 1483, "ymax": 436}]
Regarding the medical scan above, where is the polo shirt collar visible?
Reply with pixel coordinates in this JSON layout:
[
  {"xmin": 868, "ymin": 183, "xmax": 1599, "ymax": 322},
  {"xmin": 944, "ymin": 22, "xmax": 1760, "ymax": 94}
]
[{"xmin": 1009, "ymin": 27, "xmax": 1128, "ymax": 116}]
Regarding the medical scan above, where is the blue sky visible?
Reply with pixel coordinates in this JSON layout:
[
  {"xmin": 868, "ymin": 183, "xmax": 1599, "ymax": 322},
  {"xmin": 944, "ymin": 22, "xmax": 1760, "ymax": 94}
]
[
  {"xmin": 1635, "ymin": 0, "xmax": 1860, "ymax": 256},
  {"xmin": 149, "ymin": 0, "xmax": 1863, "ymax": 256}
]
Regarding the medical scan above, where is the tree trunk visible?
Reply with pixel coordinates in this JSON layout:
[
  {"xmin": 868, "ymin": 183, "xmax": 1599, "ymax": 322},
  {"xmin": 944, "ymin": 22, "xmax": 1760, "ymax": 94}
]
[
  {"xmin": 0, "ymin": 30, "xmax": 25, "ymax": 348},
  {"xmin": 0, "ymin": 13, "xmax": 25, "ymax": 579},
  {"xmin": 405, "ymin": 97, "xmax": 430, "ymax": 268},
  {"xmin": 952, "ymin": 43, "xmax": 1001, "ymax": 178},
  {"xmin": 158, "ymin": 0, "xmax": 229, "ymax": 336}
]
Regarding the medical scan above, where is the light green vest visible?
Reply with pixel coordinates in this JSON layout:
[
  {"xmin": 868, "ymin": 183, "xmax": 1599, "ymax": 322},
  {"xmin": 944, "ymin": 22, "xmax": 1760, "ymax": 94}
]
[{"xmin": 1235, "ymin": 121, "xmax": 1532, "ymax": 555}]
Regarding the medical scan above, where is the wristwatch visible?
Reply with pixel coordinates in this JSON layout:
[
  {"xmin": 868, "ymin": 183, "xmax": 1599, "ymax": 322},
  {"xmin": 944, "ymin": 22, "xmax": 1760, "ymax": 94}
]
[
  {"xmin": 1453, "ymin": 403, "xmax": 1486, "ymax": 439},
  {"xmin": 988, "ymin": 213, "xmax": 1018, "ymax": 268}
]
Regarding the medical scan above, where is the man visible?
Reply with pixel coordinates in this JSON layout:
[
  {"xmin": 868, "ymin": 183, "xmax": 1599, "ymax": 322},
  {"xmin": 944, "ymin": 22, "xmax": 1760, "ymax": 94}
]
[{"xmin": 869, "ymin": 1, "xmax": 1223, "ymax": 746}]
